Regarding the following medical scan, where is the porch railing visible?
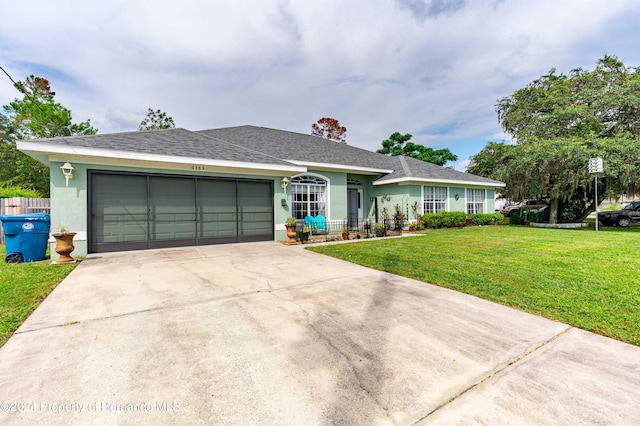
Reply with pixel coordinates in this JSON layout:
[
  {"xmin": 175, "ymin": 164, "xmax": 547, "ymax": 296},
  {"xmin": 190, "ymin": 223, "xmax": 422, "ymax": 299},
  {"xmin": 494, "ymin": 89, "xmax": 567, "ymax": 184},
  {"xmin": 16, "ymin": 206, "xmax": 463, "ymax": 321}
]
[{"xmin": 292, "ymin": 217, "xmax": 393, "ymax": 242}]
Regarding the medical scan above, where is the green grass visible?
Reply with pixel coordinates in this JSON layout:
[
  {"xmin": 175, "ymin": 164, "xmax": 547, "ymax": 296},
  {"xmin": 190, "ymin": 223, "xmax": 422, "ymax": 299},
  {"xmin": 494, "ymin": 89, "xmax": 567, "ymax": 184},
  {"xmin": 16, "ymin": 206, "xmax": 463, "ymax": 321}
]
[
  {"xmin": 308, "ymin": 225, "xmax": 640, "ymax": 346},
  {"xmin": 0, "ymin": 245, "xmax": 78, "ymax": 347}
]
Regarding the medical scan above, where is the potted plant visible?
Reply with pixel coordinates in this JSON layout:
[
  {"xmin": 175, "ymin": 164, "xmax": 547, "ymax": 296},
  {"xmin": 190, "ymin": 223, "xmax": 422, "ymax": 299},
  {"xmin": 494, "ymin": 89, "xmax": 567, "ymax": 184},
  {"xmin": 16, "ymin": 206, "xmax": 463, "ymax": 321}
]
[
  {"xmin": 299, "ymin": 225, "xmax": 311, "ymax": 244},
  {"xmin": 392, "ymin": 204, "xmax": 406, "ymax": 234},
  {"xmin": 52, "ymin": 225, "xmax": 77, "ymax": 264},
  {"xmin": 285, "ymin": 216, "xmax": 298, "ymax": 245},
  {"xmin": 341, "ymin": 225, "xmax": 350, "ymax": 240},
  {"xmin": 408, "ymin": 221, "xmax": 417, "ymax": 232},
  {"xmin": 374, "ymin": 222, "xmax": 386, "ymax": 237}
]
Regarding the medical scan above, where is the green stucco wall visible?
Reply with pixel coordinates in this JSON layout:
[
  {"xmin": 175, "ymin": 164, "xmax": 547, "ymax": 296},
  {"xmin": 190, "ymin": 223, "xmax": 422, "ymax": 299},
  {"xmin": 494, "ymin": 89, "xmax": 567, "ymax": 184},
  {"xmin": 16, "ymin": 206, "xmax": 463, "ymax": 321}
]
[
  {"xmin": 49, "ymin": 162, "xmax": 291, "ymax": 257},
  {"xmin": 48, "ymin": 161, "xmax": 500, "ymax": 256}
]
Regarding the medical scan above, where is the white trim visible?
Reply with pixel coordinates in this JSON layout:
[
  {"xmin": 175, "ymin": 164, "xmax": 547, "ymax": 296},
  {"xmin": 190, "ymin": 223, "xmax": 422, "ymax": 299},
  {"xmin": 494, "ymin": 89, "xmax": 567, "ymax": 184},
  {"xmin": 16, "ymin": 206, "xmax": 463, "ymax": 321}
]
[
  {"xmin": 374, "ymin": 176, "xmax": 505, "ymax": 188},
  {"xmin": 18, "ymin": 141, "xmax": 307, "ymax": 174},
  {"xmin": 287, "ymin": 160, "xmax": 393, "ymax": 175}
]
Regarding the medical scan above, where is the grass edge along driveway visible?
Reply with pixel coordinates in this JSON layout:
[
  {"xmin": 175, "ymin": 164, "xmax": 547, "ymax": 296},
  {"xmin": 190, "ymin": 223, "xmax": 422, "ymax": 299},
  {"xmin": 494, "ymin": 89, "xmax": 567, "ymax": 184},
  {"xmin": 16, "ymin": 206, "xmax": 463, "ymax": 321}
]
[
  {"xmin": 307, "ymin": 226, "xmax": 640, "ymax": 346},
  {"xmin": 0, "ymin": 245, "xmax": 78, "ymax": 347}
]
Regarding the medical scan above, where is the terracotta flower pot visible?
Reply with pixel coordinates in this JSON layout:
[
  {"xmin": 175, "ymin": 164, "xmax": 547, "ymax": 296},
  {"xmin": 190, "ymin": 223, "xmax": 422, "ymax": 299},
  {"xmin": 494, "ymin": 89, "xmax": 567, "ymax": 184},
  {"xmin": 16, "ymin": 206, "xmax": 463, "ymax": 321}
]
[
  {"xmin": 285, "ymin": 224, "xmax": 297, "ymax": 245},
  {"xmin": 52, "ymin": 232, "xmax": 76, "ymax": 263}
]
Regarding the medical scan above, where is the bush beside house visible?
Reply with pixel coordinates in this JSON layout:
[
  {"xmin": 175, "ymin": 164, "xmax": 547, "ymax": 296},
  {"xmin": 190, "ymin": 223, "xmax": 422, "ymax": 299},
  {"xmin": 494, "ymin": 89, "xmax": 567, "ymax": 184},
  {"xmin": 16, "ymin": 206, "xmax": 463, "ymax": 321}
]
[
  {"xmin": 420, "ymin": 212, "xmax": 504, "ymax": 229},
  {"xmin": 470, "ymin": 213, "xmax": 504, "ymax": 226},
  {"xmin": 421, "ymin": 212, "xmax": 467, "ymax": 228}
]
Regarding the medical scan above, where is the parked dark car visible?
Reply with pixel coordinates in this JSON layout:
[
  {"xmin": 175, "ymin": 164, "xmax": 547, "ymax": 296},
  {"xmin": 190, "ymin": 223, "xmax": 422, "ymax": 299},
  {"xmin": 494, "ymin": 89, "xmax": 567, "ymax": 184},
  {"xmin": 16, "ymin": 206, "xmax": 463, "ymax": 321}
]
[
  {"xmin": 597, "ymin": 201, "xmax": 640, "ymax": 227},
  {"xmin": 500, "ymin": 200, "xmax": 548, "ymax": 216}
]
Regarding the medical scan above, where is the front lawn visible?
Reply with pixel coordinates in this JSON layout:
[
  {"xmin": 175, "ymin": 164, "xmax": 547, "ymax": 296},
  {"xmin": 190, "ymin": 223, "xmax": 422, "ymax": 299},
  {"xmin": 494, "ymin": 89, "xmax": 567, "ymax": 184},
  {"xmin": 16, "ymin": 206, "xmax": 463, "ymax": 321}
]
[
  {"xmin": 0, "ymin": 245, "xmax": 78, "ymax": 347},
  {"xmin": 307, "ymin": 225, "xmax": 640, "ymax": 346}
]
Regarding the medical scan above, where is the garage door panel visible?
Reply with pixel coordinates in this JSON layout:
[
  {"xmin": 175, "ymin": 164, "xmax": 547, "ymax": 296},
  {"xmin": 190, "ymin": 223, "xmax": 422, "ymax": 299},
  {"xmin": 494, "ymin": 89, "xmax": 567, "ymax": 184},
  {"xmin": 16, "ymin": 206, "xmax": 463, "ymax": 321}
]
[
  {"xmin": 93, "ymin": 174, "xmax": 147, "ymax": 214},
  {"xmin": 150, "ymin": 177, "xmax": 195, "ymax": 212},
  {"xmin": 150, "ymin": 212, "xmax": 196, "ymax": 241},
  {"xmin": 94, "ymin": 215, "xmax": 148, "ymax": 243},
  {"xmin": 200, "ymin": 215, "xmax": 237, "ymax": 238},
  {"xmin": 90, "ymin": 173, "xmax": 273, "ymax": 253},
  {"xmin": 239, "ymin": 212, "xmax": 273, "ymax": 236},
  {"xmin": 149, "ymin": 176, "xmax": 196, "ymax": 242},
  {"xmin": 237, "ymin": 181, "xmax": 273, "ymax": 238}
]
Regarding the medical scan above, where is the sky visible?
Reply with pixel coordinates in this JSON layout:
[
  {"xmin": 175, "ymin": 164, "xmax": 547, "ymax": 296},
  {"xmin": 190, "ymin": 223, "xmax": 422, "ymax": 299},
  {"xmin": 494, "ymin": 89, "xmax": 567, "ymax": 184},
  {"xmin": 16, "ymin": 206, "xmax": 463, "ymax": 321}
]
[{"xmin": 1, "ymin": 0, "xmax": 639, "ymax": 170}]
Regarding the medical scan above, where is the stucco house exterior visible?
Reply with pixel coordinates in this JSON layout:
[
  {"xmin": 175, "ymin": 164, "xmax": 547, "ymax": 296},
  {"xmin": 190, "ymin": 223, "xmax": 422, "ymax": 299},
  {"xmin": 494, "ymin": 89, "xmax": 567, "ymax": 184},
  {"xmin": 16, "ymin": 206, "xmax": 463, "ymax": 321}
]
[{"xmin": 18, "ymin": 125, "xmax": 505, "ymax": 257}]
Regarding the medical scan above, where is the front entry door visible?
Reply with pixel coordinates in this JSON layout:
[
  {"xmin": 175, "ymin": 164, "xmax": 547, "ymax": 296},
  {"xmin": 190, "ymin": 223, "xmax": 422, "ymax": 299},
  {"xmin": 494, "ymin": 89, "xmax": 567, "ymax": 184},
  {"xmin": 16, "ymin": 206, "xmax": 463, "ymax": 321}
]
[{"xmin": 347, "ymin": 188, "xmax": 360, "ymax": 228}]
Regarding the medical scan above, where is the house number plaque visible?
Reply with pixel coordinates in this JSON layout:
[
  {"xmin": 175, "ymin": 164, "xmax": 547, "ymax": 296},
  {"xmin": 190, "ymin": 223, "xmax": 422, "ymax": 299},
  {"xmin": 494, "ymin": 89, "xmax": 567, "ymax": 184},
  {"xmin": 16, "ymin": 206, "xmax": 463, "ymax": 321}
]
[{"xmin": 190, "ymin": 165, "xmax": 206, "ymax": 171}]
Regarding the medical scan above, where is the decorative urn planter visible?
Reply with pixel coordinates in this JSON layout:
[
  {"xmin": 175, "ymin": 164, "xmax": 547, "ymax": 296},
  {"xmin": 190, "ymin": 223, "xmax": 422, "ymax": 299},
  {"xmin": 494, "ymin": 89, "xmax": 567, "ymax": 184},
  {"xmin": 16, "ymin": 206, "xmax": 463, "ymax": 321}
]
[
  {"xmin": 285, "ymin": 224, "xmax": 298, "ymax": 245},
  {"xmin": 284, "ymin": 216, "xmax": 298, "ymax": 245},
  {"xmin": 52, "ymin": 232, "xmax": 77, "ymax": 263}
]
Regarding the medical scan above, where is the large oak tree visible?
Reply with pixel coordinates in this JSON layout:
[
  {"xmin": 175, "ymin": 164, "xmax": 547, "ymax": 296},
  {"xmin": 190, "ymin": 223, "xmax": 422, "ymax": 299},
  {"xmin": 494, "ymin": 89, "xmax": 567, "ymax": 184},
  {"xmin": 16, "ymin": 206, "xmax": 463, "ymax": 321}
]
[{"xmin": 468, "ymin": 55, "xmax": 640, "ymax": 223}]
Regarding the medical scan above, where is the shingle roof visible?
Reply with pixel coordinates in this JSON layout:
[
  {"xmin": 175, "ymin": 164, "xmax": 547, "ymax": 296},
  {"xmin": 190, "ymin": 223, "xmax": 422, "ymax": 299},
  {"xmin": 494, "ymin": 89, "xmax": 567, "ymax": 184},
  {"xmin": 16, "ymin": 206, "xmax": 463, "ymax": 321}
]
[
  {"xmin": 32, "ymin": 128, "xmax": 293, "ymax": 166},
  {"xmin": 376, "ymin": 155, "xmax": 503, "ymax": 185},
  {"xmin": 198, "ymin": 126, "xmax": 503, "ymax": 186},
  {"xmin": 197, "ymin": 126, "xmax": 397, "ymax": 171},
  {"xmin": 27, "ymin": 125, "xmax": 504, "ymax": 187}
]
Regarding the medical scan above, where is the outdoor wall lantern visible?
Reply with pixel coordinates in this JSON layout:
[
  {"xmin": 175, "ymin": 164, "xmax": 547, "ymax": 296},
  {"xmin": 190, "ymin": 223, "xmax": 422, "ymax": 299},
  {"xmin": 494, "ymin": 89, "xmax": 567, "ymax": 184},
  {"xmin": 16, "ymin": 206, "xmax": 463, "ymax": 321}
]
[
  {"xmin": 455, "ymin": 194, "xmax": 460, "ymax": 201},
  {"xmin": 281, "ymin": 176, "xmax": 290, "ymax": 191},
  {"xmin": 60, "ymin": 162, "xmax": 75, "ymax": 187}
]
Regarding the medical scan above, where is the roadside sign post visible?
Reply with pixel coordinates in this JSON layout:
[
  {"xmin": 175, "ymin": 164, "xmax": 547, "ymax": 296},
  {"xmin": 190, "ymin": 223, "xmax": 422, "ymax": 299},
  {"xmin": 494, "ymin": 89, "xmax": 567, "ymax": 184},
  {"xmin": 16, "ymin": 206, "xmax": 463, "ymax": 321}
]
[{"xmin": 588, "ymin": 157, "xmax": 603, "ymax": 232}]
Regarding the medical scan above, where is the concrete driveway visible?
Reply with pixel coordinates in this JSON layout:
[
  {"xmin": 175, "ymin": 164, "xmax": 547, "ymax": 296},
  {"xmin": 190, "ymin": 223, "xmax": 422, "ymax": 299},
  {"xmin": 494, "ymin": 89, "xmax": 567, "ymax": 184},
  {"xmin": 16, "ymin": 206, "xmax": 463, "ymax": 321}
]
[{"xmin": 1, "ymin": 241, "xmax": 639, "ymax": 425}]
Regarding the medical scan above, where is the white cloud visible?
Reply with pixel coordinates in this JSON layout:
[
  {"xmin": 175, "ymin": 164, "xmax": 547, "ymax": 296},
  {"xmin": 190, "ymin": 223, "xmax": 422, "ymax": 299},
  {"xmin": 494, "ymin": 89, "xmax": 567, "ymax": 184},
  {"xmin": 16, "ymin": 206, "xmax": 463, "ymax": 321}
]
[
  {"xmin": 457, "ymin": 159, "xmax": 472, "ymax": 171},
  {"xmin": 1, "ymin": 0, "xmax": 639, "ymax": 163}
]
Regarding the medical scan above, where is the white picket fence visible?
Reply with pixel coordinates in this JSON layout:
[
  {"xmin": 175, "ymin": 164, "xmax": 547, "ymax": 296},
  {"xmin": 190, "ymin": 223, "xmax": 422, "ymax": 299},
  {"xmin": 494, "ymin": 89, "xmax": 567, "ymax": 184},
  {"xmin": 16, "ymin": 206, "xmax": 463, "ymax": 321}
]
[{"xmin": 0, "ymin": 198, "xmax": 51, "ymax": 244}]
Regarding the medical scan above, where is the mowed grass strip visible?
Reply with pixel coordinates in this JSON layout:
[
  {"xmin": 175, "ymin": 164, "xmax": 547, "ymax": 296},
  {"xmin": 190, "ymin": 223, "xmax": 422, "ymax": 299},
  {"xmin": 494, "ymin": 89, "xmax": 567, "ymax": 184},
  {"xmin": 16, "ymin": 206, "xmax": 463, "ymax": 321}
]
[
  {"xmin": 307, "ymin": 226, "xmax": 640, "ymax": 346},
  {"xmin": 0, "ymin": 245, "xmax": 78, "ymax": 346}
]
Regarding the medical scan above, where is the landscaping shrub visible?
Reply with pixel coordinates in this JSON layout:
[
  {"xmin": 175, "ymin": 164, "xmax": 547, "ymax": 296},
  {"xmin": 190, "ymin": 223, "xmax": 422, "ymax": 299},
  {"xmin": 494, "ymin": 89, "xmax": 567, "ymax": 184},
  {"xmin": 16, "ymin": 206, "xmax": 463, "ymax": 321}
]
[
  {"xmin": 0, "ymin": 184, "xmax": 42, "ymax": 198},
  {"xmin": 558, "ymin": 201, "xmax": 582, "ymax": 223},
  {"xmin": 421, "ymin": 211, "xmax": 467, "ymax": 228},
  {"xmin": 509, "ymin": 208, "xmax": 548, "ymax": 225},
  {"xmin": 528, "ymin": 208, "xmax": 549, "ymax": 223},
  {"xmin": 509, "ymin": 208, "xmax": 528, "ymax": 225},
  {"xmin": 470, "ymin": 213, "xmax": 504, "ymax": 226}
]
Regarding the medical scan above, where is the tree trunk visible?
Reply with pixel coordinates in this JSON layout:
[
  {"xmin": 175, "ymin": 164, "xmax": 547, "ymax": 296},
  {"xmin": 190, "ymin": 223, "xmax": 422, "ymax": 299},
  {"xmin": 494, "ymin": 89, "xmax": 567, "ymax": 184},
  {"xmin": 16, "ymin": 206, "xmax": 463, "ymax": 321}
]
[{"xmin": 548, "ymin": 198, "xmax": 559, "ymax": 224}]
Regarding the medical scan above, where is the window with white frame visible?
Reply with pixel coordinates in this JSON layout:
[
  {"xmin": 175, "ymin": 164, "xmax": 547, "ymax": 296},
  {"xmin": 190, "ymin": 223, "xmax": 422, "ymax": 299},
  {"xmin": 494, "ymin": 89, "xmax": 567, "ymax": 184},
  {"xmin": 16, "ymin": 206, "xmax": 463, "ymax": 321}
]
[
  {"xmin": 423, "ymin": 186, "xmax": 447, "ymax": 213},
  {"xmin": 291, "ymin": 175, "xmax": 327, "ymax": 220},
  {"xmin": 467, "ymin": 189, "xmax": 485, "ymax": 214}
]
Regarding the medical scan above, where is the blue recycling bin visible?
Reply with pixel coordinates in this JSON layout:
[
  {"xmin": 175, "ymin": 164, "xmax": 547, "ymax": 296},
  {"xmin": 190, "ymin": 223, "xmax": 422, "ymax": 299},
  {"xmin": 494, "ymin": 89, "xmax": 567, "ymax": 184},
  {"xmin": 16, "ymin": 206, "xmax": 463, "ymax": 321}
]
[{"xmin": 0, "ymin": 213, "xmax": 51, "ymax": 263}]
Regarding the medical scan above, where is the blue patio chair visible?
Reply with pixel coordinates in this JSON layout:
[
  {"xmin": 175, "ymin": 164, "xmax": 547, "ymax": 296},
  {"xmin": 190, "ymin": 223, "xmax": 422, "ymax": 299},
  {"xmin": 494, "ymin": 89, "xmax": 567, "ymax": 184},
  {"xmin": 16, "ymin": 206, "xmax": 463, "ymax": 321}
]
[
  {"xmin": 304, "ymin": 214, "xmax": 315, "ymax": 227},
  {"xmin": 304, "ymin": 215, "xmax": 315, "ymax": 230},
  {"xmin": 315, "ymin": 215, "xmax": 326, "ymax": 230}
]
